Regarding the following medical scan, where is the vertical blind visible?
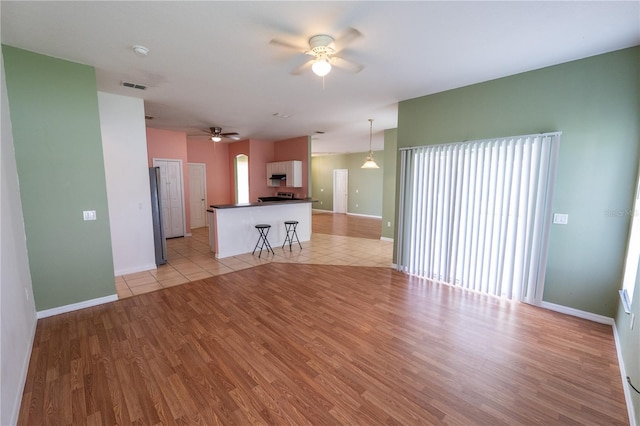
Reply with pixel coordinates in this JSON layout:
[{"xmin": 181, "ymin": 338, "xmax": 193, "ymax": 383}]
[{"xmin": 397, "ymin": 132, "xmax": 561, "ymax": 303}]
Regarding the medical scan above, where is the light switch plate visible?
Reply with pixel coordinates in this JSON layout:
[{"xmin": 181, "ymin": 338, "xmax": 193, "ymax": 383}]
[
  {"xmin": 83, "ymin": 210, "xmax": 97, "ymax": 221},
  {"xmin": 553, "ymin": 213, "xmax": 568, "ymax": 225}
]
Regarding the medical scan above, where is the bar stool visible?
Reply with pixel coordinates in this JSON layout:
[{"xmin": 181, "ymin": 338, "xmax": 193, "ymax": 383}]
[
  {"xmin": 282, "ymin": 220, "xmax": 302, "ymax": 251},
  {"xmin": 252, "ymin": 224, "xmax": 274, "ymax": 257}
]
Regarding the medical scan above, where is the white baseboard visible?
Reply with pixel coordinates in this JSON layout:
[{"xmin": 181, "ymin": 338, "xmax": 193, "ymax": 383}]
[
  {"xmin": 311, "ymin": 209, "xmax": 383, "ymax": 219},
  {"xmin": 538, "ymin": 301, "xmax": 614, "ymax": 325},
  {"xmin": 37, "ymin": 294, "xmax": 118, "ymax": 319},
  {"xmin": 114, "ymin": 263, "xmax": 156, "ymax": 277},
  {"xmin": 612, "ymin": 323, "xmax": 637, "ymax": 426},
  {"xmin": 310, "ymin": 209, "xmax": 383, "ymax": 220},
  {"xmin": 346, "ymin": 212, "xmax": 382, "ymax": 219},
  {"xmin": 380, "ymin": 236, "xmax": 394, "ymax": 242}
]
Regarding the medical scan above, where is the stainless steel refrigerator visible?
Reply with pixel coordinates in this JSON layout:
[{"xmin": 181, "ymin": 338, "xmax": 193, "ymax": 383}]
[{"xmin": 149, "ymin": 167, "xmax": 168, "ymax": 265}]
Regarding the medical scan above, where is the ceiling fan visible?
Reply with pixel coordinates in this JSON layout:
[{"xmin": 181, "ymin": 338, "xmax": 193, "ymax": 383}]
[
  {"xmin": 270, "ymin": 27, "xmax": 364, "ymax": 77},
  {"xmin": 207, "ymin": 126, "xmax": 240, "ymax": 142}
]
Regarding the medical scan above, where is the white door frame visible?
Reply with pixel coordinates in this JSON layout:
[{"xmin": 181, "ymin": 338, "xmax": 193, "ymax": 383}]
[
  {"xmin": 188, "ymin": 162, "xmax": 207, "ymax": 228},
  {"xmin": 153, "ymin": 158, "xmax": 187, "ymax": 237},
  {"xmin": 333, "ymin": 169, "xmax": 348, "ymax": 214}
]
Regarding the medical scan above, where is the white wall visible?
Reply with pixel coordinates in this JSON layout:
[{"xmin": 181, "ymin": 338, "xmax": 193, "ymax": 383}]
[
  {"xmin": 1, "ymin": 52, "xmax": 38, "ymax": 425},
  {"xmin": 98, "ymin": 92, "xmax": 156, "ymax": 275}
]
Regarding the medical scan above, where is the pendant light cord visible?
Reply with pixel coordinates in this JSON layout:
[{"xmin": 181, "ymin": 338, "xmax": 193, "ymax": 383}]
[{"xmin": 369, "ymin": 118, "xmax": 373, "ymax": 154}]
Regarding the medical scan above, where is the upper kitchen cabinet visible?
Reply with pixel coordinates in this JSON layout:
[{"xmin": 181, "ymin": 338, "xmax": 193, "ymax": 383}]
[
  {"xmin": 284, "ymin": 160, "xmax": 302, "ymax": 187},
  {"xmin": 267, "ymin": 160, "xmax": 302, "ymax": 187},
  {"xmin": 266, "ymin": 161, "xmax": 285, "ymax": 187}
]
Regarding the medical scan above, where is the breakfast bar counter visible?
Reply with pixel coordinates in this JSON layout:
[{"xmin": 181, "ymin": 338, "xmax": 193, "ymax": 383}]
[{"xmin": 207, "ymin": 200, "xmax": 313, "ymax": 258}]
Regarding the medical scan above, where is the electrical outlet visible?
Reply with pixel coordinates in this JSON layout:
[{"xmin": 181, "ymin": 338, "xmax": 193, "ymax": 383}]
[
  {"xmin": 83, "ymin": 210, "xmax": 97, "ymax": 221},
  {"xmin": 553, "ymin": 213, "xmax": 568, "ymax": 225},
  {"xmin": 387, "ymin": 221, "xmax": 391, "ymax": 227}
]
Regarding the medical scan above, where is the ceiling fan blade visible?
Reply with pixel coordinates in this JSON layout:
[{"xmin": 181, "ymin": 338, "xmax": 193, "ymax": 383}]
[
  {"xmin": 291, "ymin": 58, "xmax": 314, "ymax": 75},
  {"xmin": 334, "ymin": 27, "xmax": 363, "ymax": 52},
  {"xmin": 225, "ymin": 135, "xmax": 241, "ymax": 141},
  {"xmin": 331, "ymin": 55, "xmax": 364, "ymax": 74},
  {"xmin": 221, "ymin": 132, "xmax": 239, "ymax": 137},
  {"xmin": 269, "ymin": 38, "xmax": 306, "ymax": 52}
]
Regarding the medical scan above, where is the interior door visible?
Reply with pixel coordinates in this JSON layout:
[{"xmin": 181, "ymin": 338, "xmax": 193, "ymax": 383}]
[
  {"xmin": 333, "ymin": 169, "xmax": 348, "ymax": 214},
  {"xmin": 188, "ymin": 163, "xmax": 206, "ymax": 228},
  {"xmin": 154, "ymin": 159, "xmax": 185, "ymax": 238}
]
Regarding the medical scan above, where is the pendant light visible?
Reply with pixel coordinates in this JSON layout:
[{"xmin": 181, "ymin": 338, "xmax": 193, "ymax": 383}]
[{"xmin": 361, "ymin": 118, "xmax": 379, "ymax": 169}]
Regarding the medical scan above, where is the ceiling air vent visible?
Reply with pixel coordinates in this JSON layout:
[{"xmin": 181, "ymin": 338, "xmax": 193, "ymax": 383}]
[{"xmin": 121, "ymin": 81, "xmax": 147, "ymax": 90}]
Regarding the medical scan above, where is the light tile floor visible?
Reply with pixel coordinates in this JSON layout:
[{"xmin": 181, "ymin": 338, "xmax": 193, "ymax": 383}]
[{"xmin": 115, "ymin": 227, "xmax": 393, "ymax": 299}]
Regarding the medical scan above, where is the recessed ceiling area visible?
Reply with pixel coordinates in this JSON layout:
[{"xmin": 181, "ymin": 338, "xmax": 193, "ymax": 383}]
[{"xmin": 1, "ymin": 1, "xmax": 638, "ymax": 154}]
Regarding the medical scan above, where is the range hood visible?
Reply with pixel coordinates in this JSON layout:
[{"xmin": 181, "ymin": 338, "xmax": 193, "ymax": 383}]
[{"xmin": 269, "ymin": 174, "xmax": 286, "ymax": 180}]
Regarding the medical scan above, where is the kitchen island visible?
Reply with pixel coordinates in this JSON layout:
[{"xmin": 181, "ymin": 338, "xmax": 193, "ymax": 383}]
[{"xmin": 207, "ymin": 199, "xmax": 313, "ymax": 258}]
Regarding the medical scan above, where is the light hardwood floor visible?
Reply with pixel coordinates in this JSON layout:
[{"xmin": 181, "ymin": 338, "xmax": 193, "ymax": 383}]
[
  {"xmin": 18, "ymin": 214, "xmax": 629, "ymax": 425},
  {"xmin": 311, "ymin": 211, "xmax": 384, "ymax": 239}
]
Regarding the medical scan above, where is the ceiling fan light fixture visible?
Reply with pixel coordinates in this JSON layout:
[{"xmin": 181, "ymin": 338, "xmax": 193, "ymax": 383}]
[
  {"xmin": 211, "ymin": 135, "xmax": 222, "ymax": 142},
  {"xmin": 361, "ymin": 118, "xmax": 380, "ymax": 169},
  {"xmin": 312, "ymin": 57, "xmax": 332, "ymax": 77}
]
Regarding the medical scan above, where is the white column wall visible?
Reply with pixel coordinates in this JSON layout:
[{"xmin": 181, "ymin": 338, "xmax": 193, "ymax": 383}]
[{"xmin": 98, "ymin": 92, "xmax": 156, "ymax": 275}]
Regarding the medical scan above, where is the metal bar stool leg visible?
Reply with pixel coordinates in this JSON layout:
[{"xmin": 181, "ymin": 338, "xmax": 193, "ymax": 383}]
[
  {"xmin": 282, "ymin": 220, "xmax": 302, "ymax": 251},
  {"xmin": 262, "ymin": 228, "xmax": 274, "ymax": 255},
  {"xmin": 253, "ymin": 224, "xmax": 274, "ymax": 257}
]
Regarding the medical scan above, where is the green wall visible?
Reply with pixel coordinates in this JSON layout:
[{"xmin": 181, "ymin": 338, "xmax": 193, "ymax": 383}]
[
  {"xmin": 311, "ymin": 151, "xmax": 384, "ymax": 217},
  {"xmin": 311, "ymin": 155, "xmax": 344, "ymax": 211},
  {"xmin": 3, "ymin": 46, "xmax": 115, "ymax": 310},
  {"xmin": 398, "ymin": 47, "xmax": 640, "ymax": 418},
  {"xmin": 398, "ymin": 47, "xmax": 639, "ymax": 318}
]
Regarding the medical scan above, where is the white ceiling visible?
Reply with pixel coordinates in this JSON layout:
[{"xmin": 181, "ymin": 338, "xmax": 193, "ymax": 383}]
[{"xmin": 2, "ymin": 1, "xmax": 638, "ymax": 155}]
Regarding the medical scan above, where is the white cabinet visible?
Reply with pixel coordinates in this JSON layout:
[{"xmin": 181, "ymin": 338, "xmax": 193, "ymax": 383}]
[
  {"xmin": 266, "ymin": 163, "xmax": 278, "ymax": 187},
  {"xmin": 266, "ymin": 160, "xmax": 302, "ymax": 187},
  {"xmin": 285, "ymin": 160, "xmax": 302, "ymax": 187}
]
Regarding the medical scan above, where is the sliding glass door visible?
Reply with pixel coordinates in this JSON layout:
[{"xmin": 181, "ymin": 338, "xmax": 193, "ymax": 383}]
[{"xmin": 397, "ymin": 132, "xmax": 561, "ymax": 303}]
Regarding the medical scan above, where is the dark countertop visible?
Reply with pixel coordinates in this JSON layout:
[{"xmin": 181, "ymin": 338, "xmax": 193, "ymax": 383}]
[{"xmin": 208, "ymin": 198, "xmax": 316, "ymax": 210}]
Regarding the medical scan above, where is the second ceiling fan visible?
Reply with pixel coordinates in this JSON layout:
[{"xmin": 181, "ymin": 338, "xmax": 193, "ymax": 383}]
[{"xmin": 208, "ymin": 127, "xmax": 240, "ymax": 142}]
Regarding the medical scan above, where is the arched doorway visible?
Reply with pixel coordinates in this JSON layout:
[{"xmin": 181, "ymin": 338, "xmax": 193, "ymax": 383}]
[{"xmin": 235, "ymin": 154, "xmax": 249, "ymax": 204}]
